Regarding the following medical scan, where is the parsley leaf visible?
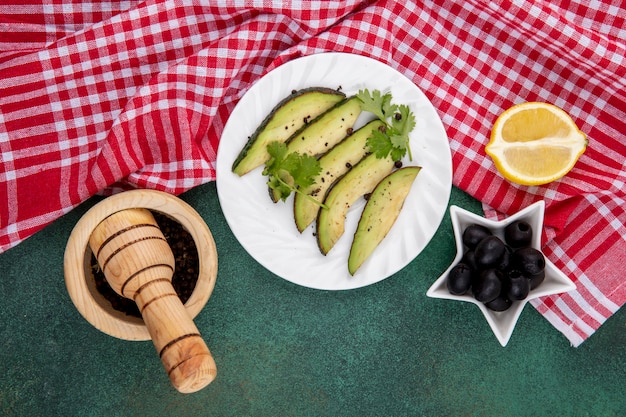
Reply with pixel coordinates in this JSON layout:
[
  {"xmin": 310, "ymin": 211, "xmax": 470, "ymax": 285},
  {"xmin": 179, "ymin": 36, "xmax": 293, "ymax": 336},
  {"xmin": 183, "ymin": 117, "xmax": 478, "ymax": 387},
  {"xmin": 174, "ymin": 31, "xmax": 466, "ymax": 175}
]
[
  {"xmin": 356, "ymin": 89, "xmax": 416, "ymax": 161},
  {"xmin": 392, "ymin": 104, "xmax": 416, "ymax": 137},
  {"xmin": 368, "ymin": 129, "xmax": 394, "ymax": 159},
  {"xmin": 294, "ymin": 153, "xmax": 321, "ymax": 189},
  {"xmin": 263, "ymin": 142, "xmax": 325, "ymax": 207},
  {"xmin": 356, "ymin": 89, "xmax": 390, "ymax": 121},
  {"xmin": 264, "ymin": 141, "xmax": 288, "ymax": 173}
]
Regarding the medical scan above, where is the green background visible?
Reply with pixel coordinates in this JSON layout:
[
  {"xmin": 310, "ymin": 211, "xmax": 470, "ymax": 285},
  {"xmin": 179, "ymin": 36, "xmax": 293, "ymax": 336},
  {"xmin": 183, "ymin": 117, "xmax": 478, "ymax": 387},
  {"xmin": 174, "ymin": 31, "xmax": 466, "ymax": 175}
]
[{"xmin": 1, "ymin": 182, "xmax": 624, "ymax": 417}]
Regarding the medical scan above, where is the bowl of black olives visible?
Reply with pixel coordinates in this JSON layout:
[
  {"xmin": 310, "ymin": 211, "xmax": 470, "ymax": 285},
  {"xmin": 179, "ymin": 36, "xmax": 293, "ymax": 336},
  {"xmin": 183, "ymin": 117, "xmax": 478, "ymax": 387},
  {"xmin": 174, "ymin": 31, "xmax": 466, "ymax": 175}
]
[{"xmin": 427, "ymin": 200, "xmax": 576, "ymax": 346}]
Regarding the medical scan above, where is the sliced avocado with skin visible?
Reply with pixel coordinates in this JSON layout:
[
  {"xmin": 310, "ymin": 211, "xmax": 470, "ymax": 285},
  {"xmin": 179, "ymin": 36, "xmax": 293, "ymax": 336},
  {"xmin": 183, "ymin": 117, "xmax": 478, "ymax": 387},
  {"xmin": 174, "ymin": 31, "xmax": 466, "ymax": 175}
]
[
  {"xmin": 232, "ymin": 87, "xmax": 345, "ymax": 176},
  {"xmin": 348, "ymin": 166, "xmax": 421, "ymax": 275},
  {"xmin": 269, "ymin": 96, "xmax": 363, "ymax": 202},
  {"xmin": 293, "ymin": 119, "xmax": 385, "ymax": 232},
  {"xmin": 316, "ymin": 152, "xmax": 395, "ymax": 255}
]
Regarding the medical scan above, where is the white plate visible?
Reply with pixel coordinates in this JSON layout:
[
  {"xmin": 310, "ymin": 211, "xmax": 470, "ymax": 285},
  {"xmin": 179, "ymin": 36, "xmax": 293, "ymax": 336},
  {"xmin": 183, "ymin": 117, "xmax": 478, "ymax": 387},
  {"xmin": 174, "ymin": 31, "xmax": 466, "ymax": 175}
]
[{"xmin": 216, "ymin": 52, "xmax": 452, "ymax": 290}]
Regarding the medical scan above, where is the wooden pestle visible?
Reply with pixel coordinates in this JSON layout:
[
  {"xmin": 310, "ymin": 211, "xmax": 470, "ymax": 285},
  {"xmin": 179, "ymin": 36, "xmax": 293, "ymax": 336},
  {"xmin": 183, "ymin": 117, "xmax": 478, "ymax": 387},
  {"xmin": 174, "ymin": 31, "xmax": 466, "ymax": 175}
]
[{"xmin": 89, "ymin": 208, "xmax": 216, "ymax": 393}]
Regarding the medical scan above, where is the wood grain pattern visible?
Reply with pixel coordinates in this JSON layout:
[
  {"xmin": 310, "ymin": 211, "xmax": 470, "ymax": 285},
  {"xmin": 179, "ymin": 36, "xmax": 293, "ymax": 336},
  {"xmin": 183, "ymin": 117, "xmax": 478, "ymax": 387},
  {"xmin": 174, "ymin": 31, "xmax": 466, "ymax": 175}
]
[{"xmin": 64, "ymin": 190, "xmax": 218, "ymax": 392}]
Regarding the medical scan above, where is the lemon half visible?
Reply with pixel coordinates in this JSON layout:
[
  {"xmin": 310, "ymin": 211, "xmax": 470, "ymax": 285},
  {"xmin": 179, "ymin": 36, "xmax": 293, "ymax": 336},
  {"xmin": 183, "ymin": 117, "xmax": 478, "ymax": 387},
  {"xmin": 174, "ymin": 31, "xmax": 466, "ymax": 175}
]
[{"xmin": 485, "ymin": 102, "xmax": 587, "ymax": 186}]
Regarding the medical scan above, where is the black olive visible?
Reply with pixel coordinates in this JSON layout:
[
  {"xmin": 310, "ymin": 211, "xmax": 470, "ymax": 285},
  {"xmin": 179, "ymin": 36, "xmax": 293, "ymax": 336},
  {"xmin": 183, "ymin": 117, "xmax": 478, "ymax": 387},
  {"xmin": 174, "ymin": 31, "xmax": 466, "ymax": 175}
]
[
  {"xmin": 505, "ymin": 220, "xmax": 533, "ymax": 248},
  {"xmin": 485, "ymin": 293, "xmax": 512, "ymax": 311},
  {"xmin": 473, "ymin": 269, "xmax": 502, "ymax": 303},
  {"xmin": 474, "ymin": 235, "xmax": 506, "ymax": 270},
  {"xmin": 497, "ymin": 244, "xmax": 513, "ymax": 271},
  {"xmin": 447, "ymin": 263, "xmax": 473, "ymax": 295},
  {"xmin": 462, "ymin": 250, "xmax": 478, "ymax": 272},
  {"xmin": 462, "ymin": 224, "xmax": 492, "ymax": 250},
  {"xmin": 528, "ymin": 269, "xmax": 546, "ymax": 290},
  {"xmin": 506, "ymin": 270, "xmax": 530, "ymax": 300},
  {"xmin": 512, "ymin": 247, "xmax": 545, "ymax": 276}
]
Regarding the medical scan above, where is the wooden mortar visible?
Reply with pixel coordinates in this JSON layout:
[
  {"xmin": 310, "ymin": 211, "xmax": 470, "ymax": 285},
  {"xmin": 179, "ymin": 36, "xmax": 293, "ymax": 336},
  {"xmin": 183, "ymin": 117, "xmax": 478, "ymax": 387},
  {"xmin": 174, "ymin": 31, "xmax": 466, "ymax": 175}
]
[
  {"xmin": 64, "ymin": 190, "xmax": 218, "ymax": 392},
  {"xmin": 89, "ymin": 208, "xmax": 215, "ymax": 393}
]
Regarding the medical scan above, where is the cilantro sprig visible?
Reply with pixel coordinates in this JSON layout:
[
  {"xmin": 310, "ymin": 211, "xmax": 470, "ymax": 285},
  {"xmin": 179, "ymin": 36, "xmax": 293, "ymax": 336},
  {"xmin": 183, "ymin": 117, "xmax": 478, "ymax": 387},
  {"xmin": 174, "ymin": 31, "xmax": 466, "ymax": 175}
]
[
  {"xmin": 356, "ymin": 89, "xmax": 416, "ymax": 161},
  {"xmin": 263, "ymin": 142, "xmax": 327, "ymax": 208}
]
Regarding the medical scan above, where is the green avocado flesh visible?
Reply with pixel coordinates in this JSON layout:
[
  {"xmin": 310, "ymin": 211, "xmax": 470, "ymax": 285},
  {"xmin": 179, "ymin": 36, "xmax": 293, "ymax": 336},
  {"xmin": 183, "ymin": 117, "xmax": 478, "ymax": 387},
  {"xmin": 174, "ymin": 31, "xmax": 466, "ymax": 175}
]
[
  {"xmin": 232, "ymin": 87, "xmax": 345, "ymax": 176},
  {"xmin": 293, "ymin": 119, "xmax": 385, "ymax": 232},
  {"xmin": 348, "ymin": 166, "xmax": 421, "ymax": 275},
  {"xmin": 269, "ymin": 96, "xmax": 363, "ymax": 202},
  {"xmin": 316, "ymin": 152, "xmax": 395, "ymax": 255}
]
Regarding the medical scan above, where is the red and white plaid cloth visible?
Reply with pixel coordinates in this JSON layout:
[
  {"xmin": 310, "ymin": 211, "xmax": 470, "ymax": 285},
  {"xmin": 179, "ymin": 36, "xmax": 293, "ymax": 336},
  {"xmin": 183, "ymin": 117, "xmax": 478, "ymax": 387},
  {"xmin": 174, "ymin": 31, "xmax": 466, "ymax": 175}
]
[{"xmin": 1, "ymin": 0, "xmax": 624, "ymax": 346}]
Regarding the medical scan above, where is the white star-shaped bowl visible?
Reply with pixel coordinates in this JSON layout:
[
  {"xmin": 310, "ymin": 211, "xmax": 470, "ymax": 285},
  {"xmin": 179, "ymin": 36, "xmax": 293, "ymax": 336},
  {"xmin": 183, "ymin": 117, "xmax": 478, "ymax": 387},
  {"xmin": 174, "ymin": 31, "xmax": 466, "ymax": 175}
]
[{"xmin": 426, "ymin": 200, "xmax": 576, "ymax": 346}]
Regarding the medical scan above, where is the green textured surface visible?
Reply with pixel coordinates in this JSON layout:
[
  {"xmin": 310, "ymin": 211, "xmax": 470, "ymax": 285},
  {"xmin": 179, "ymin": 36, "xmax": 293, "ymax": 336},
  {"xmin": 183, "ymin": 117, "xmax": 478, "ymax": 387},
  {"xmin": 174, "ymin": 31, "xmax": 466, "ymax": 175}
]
[{"xmin": 1, "ymin": 182, "xmax": 624, "ymax": 417}]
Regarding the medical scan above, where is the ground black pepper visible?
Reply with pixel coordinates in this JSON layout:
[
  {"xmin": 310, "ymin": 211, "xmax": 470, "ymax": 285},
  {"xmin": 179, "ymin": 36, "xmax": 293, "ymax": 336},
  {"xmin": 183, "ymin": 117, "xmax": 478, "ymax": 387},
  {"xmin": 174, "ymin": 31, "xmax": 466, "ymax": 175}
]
[{"xmin": 90, "ymin": 211, "xmax": 199, "ymax": 318}]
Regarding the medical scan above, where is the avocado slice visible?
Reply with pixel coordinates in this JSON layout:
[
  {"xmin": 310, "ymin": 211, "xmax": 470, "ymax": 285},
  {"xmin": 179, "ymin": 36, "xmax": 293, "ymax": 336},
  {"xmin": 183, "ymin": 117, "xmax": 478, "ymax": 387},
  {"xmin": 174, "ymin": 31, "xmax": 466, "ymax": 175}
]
[
  {"xmin": 293, "ymin": 119, "xmax": 385, "ymax": 232},
  {"xmin": 316, "ymin": 152, "xmax": 395, "ymax": 255},
  {"xmin": 232, "ymin": 87, "xmax": 345, "ymax": 176},
  {"xmin": 269, "ymin": 96, "xmax": 363, "ymax": 202},
  {"xmin": 348, "ymin": 166, "xmax": 421, "ymax": 275}
]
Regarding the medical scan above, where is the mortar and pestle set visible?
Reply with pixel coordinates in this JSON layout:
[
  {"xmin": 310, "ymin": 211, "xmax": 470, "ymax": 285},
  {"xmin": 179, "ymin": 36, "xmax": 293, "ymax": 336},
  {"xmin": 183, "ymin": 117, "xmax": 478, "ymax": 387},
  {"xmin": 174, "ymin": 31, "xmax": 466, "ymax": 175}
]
[{"xmin": 64, "ymin": 190, "xmax": 218, "ymax": 393}]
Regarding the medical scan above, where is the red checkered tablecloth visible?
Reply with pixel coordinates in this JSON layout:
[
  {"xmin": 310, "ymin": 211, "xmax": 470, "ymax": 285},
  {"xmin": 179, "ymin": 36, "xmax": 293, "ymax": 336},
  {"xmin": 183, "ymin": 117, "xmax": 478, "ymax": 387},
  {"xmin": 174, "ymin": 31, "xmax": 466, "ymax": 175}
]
[{"xmin": 1, "ymin": 0, "xmax": 624, "ymax": 346}]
